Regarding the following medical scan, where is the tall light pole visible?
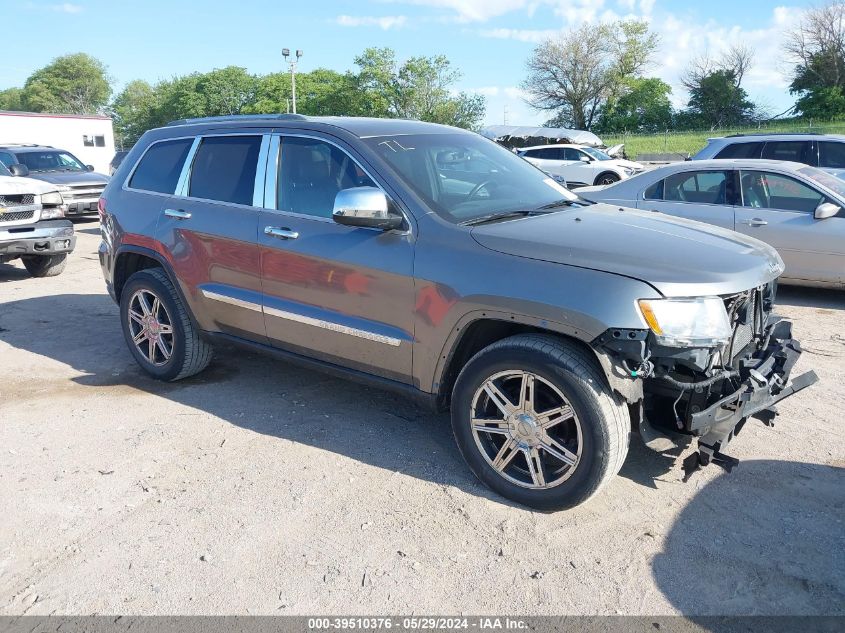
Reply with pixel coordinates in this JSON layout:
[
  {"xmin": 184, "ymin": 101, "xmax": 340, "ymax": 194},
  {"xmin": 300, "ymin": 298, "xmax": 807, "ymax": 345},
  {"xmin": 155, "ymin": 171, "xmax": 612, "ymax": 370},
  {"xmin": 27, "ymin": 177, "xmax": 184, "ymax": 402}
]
[{"xmin": 282, "ymin": 48, "xmax": 303, "ymax": 114}]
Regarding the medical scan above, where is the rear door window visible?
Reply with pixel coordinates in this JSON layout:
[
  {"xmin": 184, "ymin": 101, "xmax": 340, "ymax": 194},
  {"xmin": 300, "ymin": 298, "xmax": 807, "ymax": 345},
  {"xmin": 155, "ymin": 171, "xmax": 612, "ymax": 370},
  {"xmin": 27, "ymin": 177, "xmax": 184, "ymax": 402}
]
[
  {"xmin": 761, "ymin": 141, "xmax": 811, "ymax": 164},
  {"xmin": 714, "ymin": 141, "xmax": 763, "ymax": 159},
  {"xmin": 818, "ymin": 141, "xmax": 845, "ymax": 168},
  {"xmin": 129, "ymin": 138, "xmax": 193, "ymax": 194},
  {"xmin": 188, "ymin": 135, "xmax": 262, "ymax": 206},
  {"xmin": 663, "ymin": 170, "xmax": 729, "ymax": 204}
]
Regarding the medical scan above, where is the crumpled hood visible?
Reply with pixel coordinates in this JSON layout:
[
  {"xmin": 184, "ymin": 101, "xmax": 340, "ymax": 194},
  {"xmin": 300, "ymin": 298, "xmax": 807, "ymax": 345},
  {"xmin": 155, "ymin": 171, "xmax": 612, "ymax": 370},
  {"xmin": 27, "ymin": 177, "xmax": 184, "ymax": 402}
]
[
  {"xmin": 471, "ymin": 204, "xmax": 784, "ymax": 297},
  {"xmin": 0, "ymin": 175, "xmax": 57, "ymax": 196},
  {"xmin": 28, "ymin": 170, "xmax": 109, "ymax": 186}
]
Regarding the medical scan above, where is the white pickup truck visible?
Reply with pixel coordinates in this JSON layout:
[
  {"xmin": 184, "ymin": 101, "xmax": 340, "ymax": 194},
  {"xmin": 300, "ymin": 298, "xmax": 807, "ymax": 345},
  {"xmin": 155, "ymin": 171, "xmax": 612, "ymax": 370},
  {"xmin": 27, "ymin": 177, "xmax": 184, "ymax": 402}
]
[{"xmin": 0, "ymin": 162, "xmax": 76, "ymax": 277}]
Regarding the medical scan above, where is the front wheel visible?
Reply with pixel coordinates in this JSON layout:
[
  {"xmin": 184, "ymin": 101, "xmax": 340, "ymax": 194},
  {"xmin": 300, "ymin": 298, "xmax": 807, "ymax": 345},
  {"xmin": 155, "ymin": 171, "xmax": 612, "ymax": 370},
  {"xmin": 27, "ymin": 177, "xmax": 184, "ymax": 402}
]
[
  {"xmin": 594, "ymin": 172, "xmax": 621, "ymax": 186},
  {"xmin": 22, "ymin": 254, "xmax": 67, "ymax": 277},
  {"xmin": 451, "ymin": 334, "xmax": 630, "ymax": 510},
  {"xmin": 120, "ymin": 268, "xmax": 213, "ymax": 381}
]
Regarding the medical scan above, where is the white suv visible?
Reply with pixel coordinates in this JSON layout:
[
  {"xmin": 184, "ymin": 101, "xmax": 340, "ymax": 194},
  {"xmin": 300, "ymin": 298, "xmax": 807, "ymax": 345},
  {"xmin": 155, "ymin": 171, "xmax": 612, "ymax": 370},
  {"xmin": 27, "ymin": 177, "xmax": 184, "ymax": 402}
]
[
  {"xmin": 517, "ymin": 144, "xmax": 644, "ymax": 188},
  {"xmin": 0, "ymin": 162, "xmax": 75, "ymax": 277}
]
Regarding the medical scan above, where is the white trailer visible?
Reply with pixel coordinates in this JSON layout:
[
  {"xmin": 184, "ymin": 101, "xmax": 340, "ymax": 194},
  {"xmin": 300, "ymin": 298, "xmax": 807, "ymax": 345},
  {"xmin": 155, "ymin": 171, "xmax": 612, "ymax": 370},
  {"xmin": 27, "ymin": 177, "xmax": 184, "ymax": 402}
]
[{"xmin": 0, "ymin": 111, "xmax": 115, "ymax": 175}]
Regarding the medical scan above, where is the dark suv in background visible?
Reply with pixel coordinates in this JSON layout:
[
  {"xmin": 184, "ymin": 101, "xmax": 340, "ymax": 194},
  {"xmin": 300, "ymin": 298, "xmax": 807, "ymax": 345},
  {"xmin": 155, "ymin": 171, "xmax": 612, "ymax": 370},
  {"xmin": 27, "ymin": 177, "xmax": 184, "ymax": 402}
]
[
  {"xmin": 692, "ymin": 133, "xmax": 845, "ymax": 171},
  {"xmin": 99, "ymin": 114, "xmax": 816, "ymax": 510},
  {"xmin": 0, "ymin": 144, "xmax": 109, "ymax": 216}
]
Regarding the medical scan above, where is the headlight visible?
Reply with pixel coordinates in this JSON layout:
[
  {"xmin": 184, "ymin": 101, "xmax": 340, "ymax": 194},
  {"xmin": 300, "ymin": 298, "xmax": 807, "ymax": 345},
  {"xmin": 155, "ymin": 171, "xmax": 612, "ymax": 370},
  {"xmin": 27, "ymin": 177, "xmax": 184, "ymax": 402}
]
[
  {"xmin": 39, "ymin": 192, "xmax": 67, "ymax": 219},
  {"xmin": 40, "ymin": 192, "xmax": 64, "ymax": 206},
  {"xmin": 638, "ymin": 297, "xmax": 731, "ymax": 347}
]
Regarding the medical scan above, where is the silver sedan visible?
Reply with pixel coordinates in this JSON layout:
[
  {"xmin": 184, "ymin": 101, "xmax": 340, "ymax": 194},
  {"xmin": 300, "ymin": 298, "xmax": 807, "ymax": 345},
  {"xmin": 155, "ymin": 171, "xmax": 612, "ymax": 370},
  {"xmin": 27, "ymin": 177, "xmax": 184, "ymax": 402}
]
[{"xmin": 579, "ymin": 159, "xmax": 845, "ymax": 288}]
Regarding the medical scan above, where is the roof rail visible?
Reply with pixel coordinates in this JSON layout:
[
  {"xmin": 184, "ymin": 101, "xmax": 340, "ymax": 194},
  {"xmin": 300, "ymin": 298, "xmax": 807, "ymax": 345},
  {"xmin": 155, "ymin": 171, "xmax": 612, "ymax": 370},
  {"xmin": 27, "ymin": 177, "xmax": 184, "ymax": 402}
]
[
  {"xmin": 165, "ymin": 113, "xmax": 308, "ymax": 127},
  {"xmin": 726, "ymin": 132, "xmax": 826, "ymax": 138}
]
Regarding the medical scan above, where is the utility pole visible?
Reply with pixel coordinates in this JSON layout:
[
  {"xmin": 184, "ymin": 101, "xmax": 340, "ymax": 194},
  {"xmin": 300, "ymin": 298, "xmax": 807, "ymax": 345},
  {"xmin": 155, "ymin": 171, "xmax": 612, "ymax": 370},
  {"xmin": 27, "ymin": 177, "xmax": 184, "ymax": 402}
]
[{"xmin": 282, "ymin": 48, "xmax": 303, "ymax": 114}]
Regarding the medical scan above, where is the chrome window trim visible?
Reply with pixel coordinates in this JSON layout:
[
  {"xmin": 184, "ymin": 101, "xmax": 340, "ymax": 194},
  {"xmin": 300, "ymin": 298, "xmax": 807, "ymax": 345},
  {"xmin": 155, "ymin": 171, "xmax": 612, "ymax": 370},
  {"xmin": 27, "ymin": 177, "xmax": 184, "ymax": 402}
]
[
  {"xmin": 123, "ymin": 135, "xmax": 197, "ymax": 196},
  {"xmin": 263, "ymin": 135, "xmax": 280, "ymax": 210},
  {"xmin": 253, "ymin": 135, "xmax": 272, "ymax": 208},
  {"xmin": 174, "ymin": 137, "xmax": 202, "ymax": 197},
  {"xmin": 263, "ymin": 305, "xmax": 402, "ymax": 347}
]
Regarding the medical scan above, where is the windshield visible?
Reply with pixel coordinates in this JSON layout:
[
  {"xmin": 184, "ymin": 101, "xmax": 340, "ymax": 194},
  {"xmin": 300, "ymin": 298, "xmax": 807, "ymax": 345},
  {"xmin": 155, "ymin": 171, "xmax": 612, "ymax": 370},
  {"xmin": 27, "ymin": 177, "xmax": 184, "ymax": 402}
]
[
  {"xmin": 16, "ymin": 150, "xmax": 87, "ymax": 173},
  {"xmin": 364, "ymin": 133, "xmax": 580, "ymax": 224},
  {"xmin": 0, "ymin": 162, "xmax": 10, "ymax": 177},
  {"xmin": 798, "ymin": 166, "xmax": 845, "ymax": 198},
  {"xmin": 581, "ymin": 147, "xmax": 612, "ymax": 161}
]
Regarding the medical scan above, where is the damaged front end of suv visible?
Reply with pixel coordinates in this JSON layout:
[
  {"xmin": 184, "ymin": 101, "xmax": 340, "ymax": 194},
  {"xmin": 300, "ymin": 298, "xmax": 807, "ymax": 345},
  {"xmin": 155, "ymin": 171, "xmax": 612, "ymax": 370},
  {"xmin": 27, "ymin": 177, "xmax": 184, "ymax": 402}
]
[{"xmin": 595, "ymin": 280, "xmax": 818, "ymax": 479}]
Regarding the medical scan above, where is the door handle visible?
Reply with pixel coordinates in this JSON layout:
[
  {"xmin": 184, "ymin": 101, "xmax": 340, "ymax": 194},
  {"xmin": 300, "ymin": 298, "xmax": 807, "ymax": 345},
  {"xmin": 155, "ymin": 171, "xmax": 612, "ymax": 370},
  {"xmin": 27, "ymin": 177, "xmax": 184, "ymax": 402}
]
[
  {"xmin": 264, "ymin": 226, "xmax": 299, "ymax": 240},
  {"xmin": 743, "ymin": 218, "xmax": 768, "ymax": 227},
  {"xmin": 164, "ymin": 209, "xmax": 192, "ymax": 220}
]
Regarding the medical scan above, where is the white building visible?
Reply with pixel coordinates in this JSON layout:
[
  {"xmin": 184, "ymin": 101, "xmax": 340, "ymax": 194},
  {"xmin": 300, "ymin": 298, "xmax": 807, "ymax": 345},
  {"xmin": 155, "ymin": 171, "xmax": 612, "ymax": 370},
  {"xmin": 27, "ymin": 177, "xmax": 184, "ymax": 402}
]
[{"xmin": 0, "ymin": 111, "xmax": 115, "ymax": 175}]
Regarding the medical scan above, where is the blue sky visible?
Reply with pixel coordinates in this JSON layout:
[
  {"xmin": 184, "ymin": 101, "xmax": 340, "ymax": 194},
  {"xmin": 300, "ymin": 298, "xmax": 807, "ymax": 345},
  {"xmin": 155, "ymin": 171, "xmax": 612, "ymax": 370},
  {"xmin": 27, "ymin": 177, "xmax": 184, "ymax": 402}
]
[{"xmin": 2, "ymin": 1, "xmax": 815, "ymax": 126}]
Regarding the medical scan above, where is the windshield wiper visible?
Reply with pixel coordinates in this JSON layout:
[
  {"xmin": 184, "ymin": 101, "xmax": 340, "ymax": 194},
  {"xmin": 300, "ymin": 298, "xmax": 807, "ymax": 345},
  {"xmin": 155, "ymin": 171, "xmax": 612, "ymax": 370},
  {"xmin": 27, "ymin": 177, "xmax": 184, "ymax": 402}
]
[
  {"xmin": 461, "ymin": 209, "xmax": 549, "ymax": 226},
  {"xmin": 536, "ymin": 197, "xmax": 592, "ymax": 210}
]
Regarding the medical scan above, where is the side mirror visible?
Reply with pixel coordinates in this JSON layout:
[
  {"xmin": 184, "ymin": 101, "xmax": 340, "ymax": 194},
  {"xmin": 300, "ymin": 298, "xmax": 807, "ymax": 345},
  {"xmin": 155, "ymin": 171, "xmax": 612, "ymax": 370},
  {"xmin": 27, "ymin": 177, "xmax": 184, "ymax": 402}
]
[
  {"xmin": 8, "ymin": 164, "xmax": 29, "ymax": 177},
  {"xmin": 333, "ymin": 187, "xmax": 403, "ymax": 231},
  {"xmin": 815, "ymin": 201, "xmax": 840, "ymax": 220},
  {"xmin": 86, "ymin": 164, "xmax": 95, "ymax": 172},
  {"xmin": 579, "ymin": 155, "xmax": 592, "ymax": 162}
]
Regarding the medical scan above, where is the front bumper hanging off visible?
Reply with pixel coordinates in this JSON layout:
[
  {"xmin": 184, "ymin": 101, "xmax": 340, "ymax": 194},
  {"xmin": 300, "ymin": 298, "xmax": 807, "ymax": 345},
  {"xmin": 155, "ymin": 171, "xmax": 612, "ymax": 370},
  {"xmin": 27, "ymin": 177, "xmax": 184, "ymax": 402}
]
[{"xmin": 682, "ymin": 318, "xmax": 818, "ymax": 479}]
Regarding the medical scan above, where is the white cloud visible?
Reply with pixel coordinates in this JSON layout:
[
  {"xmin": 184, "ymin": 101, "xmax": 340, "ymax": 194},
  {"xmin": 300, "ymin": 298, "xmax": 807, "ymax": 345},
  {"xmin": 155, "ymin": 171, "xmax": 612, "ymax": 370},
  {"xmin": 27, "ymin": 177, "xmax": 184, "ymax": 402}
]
[
  {"xmin": 25, "ymin": 2, "xmax": 83, "ymax": 12},
  {"xmin": 651, "ymin": 5, "xmax": 799, "ymax": 110},
  {"xmin": 469, "ymin": 86, "xmax": 501, "ymax": 96},
  {"xmin": 336, "ymin": 15, "xmax": 408, "ymax": 29},
  {"xmin": 479, "ymin": 27, "xmax": 559, "ymax": 43},
  {"xmin": 387, "ymin": 0, "xmax": 534, "ymax": 22}
]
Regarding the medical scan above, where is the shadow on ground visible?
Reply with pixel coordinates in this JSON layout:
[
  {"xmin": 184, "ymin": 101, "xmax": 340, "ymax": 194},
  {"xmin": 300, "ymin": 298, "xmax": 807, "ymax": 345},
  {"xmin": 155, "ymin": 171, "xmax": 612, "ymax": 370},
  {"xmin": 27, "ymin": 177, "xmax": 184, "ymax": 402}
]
[
  {"xmin": 0, "ymin": 292, "xmax": 514, "ymax": 507},
  {"xmin": 777, "ymin": 285, "xmax": 845, "ymax": 310},
  {"xmin": 654, "ymin": 459, "xmax": 845, "ymax": 616}
]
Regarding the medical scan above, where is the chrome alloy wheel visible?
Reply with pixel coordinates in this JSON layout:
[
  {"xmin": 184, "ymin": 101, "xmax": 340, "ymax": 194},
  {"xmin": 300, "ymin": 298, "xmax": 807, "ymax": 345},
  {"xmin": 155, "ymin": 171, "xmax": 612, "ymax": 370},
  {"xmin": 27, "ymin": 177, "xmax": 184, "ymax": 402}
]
[
  {"xmin": 470, "ymin": 370, "xmax": 582, "ymax": 489},
  {"xmin": 127, "ymin": 289, "xmax": 174, "ymax": 367}
]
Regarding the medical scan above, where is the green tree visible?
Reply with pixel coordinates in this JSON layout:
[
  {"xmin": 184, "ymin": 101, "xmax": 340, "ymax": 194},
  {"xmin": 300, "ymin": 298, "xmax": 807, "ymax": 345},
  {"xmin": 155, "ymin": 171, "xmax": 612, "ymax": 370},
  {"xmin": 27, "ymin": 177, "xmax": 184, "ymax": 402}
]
[
  {"xmin": 22, "ymin": 53, "xmax": 111, "ymax": 114},
  {"xmin": 354, "ymin": 48, "xmax": 486, "ymax": 128},
  {"xmin": 685, "ymin": 70, "xmax": 755, "ymax": 128},
  {"xmin": 789, "ymin": 50, "xmax": 845, "ymax": 117},
  {"xmin": 595, "ymin": 77, "xmax": 673, "ymax": 133},
  {"xmin": 246, "ymin": 69, "xmax": 366, "ymax": 116},
  {"xmin": 522, "ymin": 20, "xmax": 659, "ymax": 129},
  {"xmin": 785, "ymin": 2, "xmax": 845, "ymax": 117},
  {"xmin": 111, "ymin": 80, "xmax": 160, "ymax": 148},
  {"xmin": 0, "ymin": 87, "xmax": 24, "ymax": 111}
]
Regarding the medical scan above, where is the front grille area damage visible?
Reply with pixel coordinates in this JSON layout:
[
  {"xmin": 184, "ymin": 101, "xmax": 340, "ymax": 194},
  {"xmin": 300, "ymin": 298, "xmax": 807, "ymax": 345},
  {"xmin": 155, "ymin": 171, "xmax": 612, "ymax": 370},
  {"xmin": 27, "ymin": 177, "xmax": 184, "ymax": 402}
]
[{"xmin": 593, "ymin": 282, "xmax": 818, "ymax": 480}]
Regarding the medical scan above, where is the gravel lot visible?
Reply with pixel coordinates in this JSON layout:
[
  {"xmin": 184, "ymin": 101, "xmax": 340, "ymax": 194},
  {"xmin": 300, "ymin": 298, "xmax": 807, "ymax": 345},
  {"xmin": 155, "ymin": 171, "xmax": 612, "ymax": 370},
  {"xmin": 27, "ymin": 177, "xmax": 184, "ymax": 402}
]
[{"xmin": 1, "ymin": 222, "xmax": 843, "ymax": 616}]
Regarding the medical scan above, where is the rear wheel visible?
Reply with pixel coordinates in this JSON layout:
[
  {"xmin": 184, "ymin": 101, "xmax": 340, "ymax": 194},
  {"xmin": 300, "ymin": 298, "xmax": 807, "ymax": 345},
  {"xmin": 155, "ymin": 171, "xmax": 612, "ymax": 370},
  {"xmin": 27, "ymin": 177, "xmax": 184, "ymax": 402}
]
[
  {"xmin": 594, "ymin": 172, "xmax": 621, "ymax": 186},
  {"xmin": 120, "ymin": 268, "xmax": 213, "ymax": 381},
  {"xmin": 451, "ymin": 334, "xmax": 629, "ymax": 510},
  {"xmin": 22, "ymin": 254, "xmax": 67, "ymax": 277}
]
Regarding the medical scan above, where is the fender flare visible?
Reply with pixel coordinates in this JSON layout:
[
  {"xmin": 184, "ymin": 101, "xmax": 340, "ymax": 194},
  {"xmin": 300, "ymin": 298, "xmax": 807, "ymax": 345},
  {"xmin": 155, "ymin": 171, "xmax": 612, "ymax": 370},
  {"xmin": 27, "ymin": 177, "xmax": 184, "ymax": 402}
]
[
  {"xmin": 429, "ymin": 308, "xmax": 595, "ymax": 395},
  {"xmin": 113, "ymin": 244, "xmax": 203, "ymax": 333}
]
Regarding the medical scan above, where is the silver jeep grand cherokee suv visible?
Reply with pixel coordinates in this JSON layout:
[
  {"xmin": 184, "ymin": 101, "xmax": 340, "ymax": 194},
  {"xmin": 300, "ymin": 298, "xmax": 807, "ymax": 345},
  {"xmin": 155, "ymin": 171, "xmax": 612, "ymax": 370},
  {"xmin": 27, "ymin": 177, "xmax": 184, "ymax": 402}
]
[{"xmin": 98, "ymin": 115, "xmax": 817, "ymax": 510}]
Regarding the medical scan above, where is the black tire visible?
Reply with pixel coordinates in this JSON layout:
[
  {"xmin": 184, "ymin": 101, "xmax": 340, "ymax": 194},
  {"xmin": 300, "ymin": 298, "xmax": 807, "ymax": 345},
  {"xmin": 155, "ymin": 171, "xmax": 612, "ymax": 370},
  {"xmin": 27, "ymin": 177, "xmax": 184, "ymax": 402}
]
[
  {"xmin": 594, "ymin": 172, "xmax": 621, "ymax": 186},
  {"xmin": 120, "ymin": 268, "xmax": 213, "ymax": 381},
  {"xmin": 22, "ymin": 254, "xmax": 67, "ymax": 277},
  {"xmin": 451, "ymin": 334, "xmax": 630, "ymax": 511}
]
